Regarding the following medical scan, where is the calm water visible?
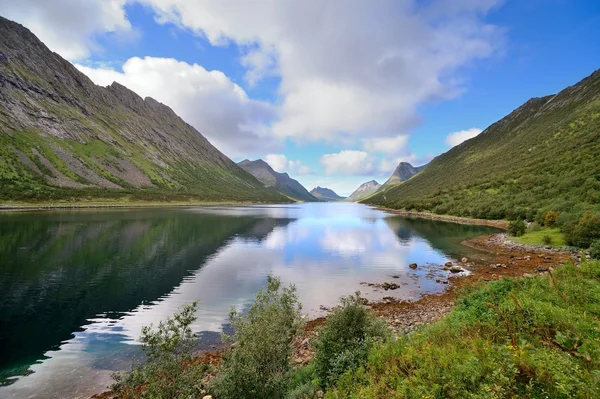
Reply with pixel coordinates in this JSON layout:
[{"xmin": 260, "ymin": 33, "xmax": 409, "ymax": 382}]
[{"xmin": 0, "ymin": 203, "xmax": 499, "ymax": 398}]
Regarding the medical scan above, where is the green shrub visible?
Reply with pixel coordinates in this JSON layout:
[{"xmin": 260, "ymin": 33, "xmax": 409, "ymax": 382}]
[
  {"xmin": 542, "ymin": 234, "xmax": 553, "ymax": 245},
  {"xmin": 210, "ymin": 276, "xmax": 304, "ymax": 399},
  {"xmin": 528, "ymin": 221, "xmax": 542, "ymax": 231},
  {"xmin": 564, "ymin": 211, "xmax": 600, "ymax": 248},
  {"xmin": 590, "ymin": 240, "xmax": 600, "ymax": 260},
  {"xmin": 508, "ymin": 219, "xmax": 526, "ymax": 237},
  {"xmin": 313, "ymin": 292, "xmax": 389, "ymax": 388},
  {"xmin": 111, "ymin": 301, "xmax": 210, "ymax": 399},
  {"xmin": 544, "ymin": 211, "xmax": 561, "ymax": 227}
]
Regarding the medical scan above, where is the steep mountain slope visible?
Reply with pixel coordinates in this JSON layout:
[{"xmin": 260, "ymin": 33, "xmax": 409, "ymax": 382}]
[
  {"xmin": 379, "ymin": 162, "xmax": 425, "ymax": 190},
  {"xmin": 365, "ymin": 69, "xmax": 600, "ymax": 220},
  {"xmin": 238, "ymin": 159, "xmax": 317, "ymax": 201},
  {"xmin": 310, "ymin": 186, "xmax": 345, "ymax": 201},
  {"xmin": 0, "ymin": 17, "xmax": 287, "ymax": 203},
  {"xmin": 346, "ymin": 180, "xmax": 381, "ymax": 202}
]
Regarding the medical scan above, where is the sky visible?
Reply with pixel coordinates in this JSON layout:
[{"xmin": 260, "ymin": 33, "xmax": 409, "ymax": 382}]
[{"xmin": 1, "ymin": 0, "xmax": 599, "ymax": 196}]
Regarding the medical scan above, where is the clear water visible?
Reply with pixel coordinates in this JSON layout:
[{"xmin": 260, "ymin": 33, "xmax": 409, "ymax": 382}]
[{"xmin": 0, "ymin": 203, "xmax": 499, "ymax": 398}]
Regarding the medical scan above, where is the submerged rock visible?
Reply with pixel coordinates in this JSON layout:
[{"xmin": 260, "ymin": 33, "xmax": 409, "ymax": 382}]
[{"xmin": 409, "ymin": 263, "xmax": 418, "ymax": 269}]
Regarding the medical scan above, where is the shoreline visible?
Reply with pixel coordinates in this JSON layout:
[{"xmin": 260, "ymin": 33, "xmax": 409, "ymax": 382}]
[
  {"xmin": 0, "ymin": 200, "xmax": 288, "ymax": 212},
  {"xmin": 374, "ymin": 207, "xmax": 509, "ymax": 230}
]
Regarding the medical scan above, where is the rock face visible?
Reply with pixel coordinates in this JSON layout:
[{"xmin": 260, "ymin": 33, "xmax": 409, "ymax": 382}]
[
  {"xmin": 238, "ymin": 159, "xmax": 317, "ymax": 202},
  {"xmin": 346, "ymin": 180, "xmax": 381, "ymax": 202},
  {"xmin": 0, "ymin": 16, "xmax": 286, "ymax": 203},
  {"xmin": 310, "ymin": 186, "xmax": 345, "ymax": 201}
]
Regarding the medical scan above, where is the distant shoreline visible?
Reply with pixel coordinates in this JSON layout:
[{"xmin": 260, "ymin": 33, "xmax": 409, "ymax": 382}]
[
  {"xmin": 374, "ymin": 206, "xmax": 509, "ymax": 230},
  {"xmin": 0, "ymin": 200, "xmax": 284, "ymax": 212}
]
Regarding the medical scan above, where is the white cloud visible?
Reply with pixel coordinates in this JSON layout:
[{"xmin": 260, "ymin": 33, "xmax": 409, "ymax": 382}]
[
  {"xmin": 264, "ymin": 154, "xmax": 312, "ymax": 175},
  {"xmin": 297, "ymin": 165, "xmax": 313, "ymax": 175},
  {"xmin": 445, "ymin": 127, "xmax": 483, "ymax": 147},
  {"xmin": 0, "ymin": 0, "xmax": 133, "ymax": 60},
  {"xmin": 363, "ymin": 135, "xmax": 410, "ymax": 155},
  {"xmin": 320, "ymin": 150, "xmax": 376, "ymax": 176},
  {"xmin": 76, "ymin": 57, "xmax": 279, "ymax": 157},
  {"xmin": 139, "ymin": 0, "xmax": 503, "ymax": 147}
]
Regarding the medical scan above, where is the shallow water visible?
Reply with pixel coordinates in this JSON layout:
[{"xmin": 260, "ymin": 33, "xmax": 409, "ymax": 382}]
[{"xmin": 0, "ymin": 203, "xmax": 499, "ymax": 398}]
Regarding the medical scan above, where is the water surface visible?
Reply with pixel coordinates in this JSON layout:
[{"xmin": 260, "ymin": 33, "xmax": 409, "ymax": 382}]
[{"xmin": 0, "ymin": 203, "xmax": 499, "ymax": 398}]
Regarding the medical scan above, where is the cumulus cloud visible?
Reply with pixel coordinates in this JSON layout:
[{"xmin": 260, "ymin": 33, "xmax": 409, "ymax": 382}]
[
  {"xmin": 3, "ymin": 0, "xmax": 504, "ymax": 161},
  {"xmin": 76, "ymin": 57, "xmax": 279, "ymax": 157},
  {"xmin": 0, "ymin": 0, "xmax": 133, "ymax": 60},
  {"xmin": 363, "ymin": 136, "xmax": 410, "ymax": 155},
  {"xmin": 264, "ymin": 154, "xmax": 312, "ymax": 175},
  {"xmin": 320, "ymin": 150, "xmax": 376, "ymax": 176},
  {"xmin": 445, "ymin": 127, "xmax": 483, "ymax": 147},
  {"xmin": 139, "ymin": 0, "xmax": 503, "ymax": 147}
]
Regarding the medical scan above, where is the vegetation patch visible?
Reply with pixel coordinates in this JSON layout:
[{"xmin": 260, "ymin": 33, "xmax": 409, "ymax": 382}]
[
  {"xmin": 511, "ymin": 227, "xmax": 566, "ymax": 247},
  {"xmin": 327, "ymin": 261, "xmax": 600, "ymax": 398}
]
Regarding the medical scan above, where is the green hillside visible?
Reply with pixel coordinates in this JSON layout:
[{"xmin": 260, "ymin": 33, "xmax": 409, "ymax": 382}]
[
  {"xmin": 364, "ymin": 69, "xmax": 600, "ymax": 223},
  {"xmin": 0, "ymin": 17, "xmax": 288, "ymax": 204}
]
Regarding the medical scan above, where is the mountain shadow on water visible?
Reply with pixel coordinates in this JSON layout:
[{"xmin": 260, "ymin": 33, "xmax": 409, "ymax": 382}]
[{"xmin": 0, "ymin": 210, "xmax": 284, "ymax": 384}]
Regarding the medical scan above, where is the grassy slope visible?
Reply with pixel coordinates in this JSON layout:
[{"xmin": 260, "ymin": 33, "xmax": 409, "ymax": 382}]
[
  {"xmin": 328, "ymin": 261, "xmax": 600, "ymax": 398},
  {"xmin": 364, "ymin": 70, "xmax": 600, "ymax": 221},
  {"xmin": 511, "ymin": 228, "xmax": 567, "ymax": 247}
]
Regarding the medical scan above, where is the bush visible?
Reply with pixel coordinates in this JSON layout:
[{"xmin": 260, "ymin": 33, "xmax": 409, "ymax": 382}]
[
  {"xmin": 210, "ymin": 276, "xmax": 304, "ymax": 399},
  {"xmin": 590, "ymin": 240, "xmax": 600, "ymax": 260},
  {"xmin": 563, "ymin": 211, "xmax": 600, "ymax": 248},
  {"xmin": 508, "ymin": 219, "xmax": 526, "ymax": 237},
  {"xmin": 528, "ymin": 221, "xmax": 542, "ymax": 231},
  {"xmin": 111, "ymin": 301, "xmax": 210, "ymax": 399},
  {"xmin": 544, "ymin": 211, "xmax": 560, "ymax": 227},
  {"xmin": 313, "ymin": 292, "xmax": 388, "ymax": 388},
  {"xmin": 542, "ymin": 235, "xmax": 553, "ymax": 245}
]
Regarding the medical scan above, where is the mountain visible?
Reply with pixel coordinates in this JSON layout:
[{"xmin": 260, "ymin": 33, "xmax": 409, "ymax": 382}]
[
  {"xmin": 380, "ymin": 162, "xmax": 425, "ymax": 189},
  {"xmin": 310, "ymin": 186, "xmax": 345, "ymax": 201},
  {"xmin": 238, "ymin": 159, "xmax": 317, "ymax": 201},
  {"xmin": 346, "ymin": 180, "xmax": 381, "ymax": 202},
  {"xmin": 0, "ymin": 17, "xmax": 287, "ymax": 203},
  {"xmin": 364, "ymin": 69, "xmax": 600, "ymax": 220}
]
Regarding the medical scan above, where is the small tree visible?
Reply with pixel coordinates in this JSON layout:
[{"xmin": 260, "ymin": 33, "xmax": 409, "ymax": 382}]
[
  {"xmin": 210, "ymin": 276, "xmax": 304, "ymax": 399},
  {"xmin": 564, "ymin": 211, "xmax": 600, "ymax": 248},
  {"xmin": 112, "ymin": 301, "xmax": 209, "ymax": 399},
  {"xmin": 544, "ymin": 211, "xmax": 560, "ymax": 227},
  {"xmin": 508, "ymin": 219, "xmax": 526, "ymax": 237},
  {"xmin": 313, "ymin": 292, "xmax": 389, "ymax": 388}
]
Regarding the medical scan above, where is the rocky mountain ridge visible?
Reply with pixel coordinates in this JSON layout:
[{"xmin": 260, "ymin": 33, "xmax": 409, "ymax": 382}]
[
  {"xmin": 346, "ymin": 180, "xmax": 381, "ymax": 202},
  {"xmin": 0, "ymin": 16, "xmax": 286, "ymax": 203},
  {"xmin": 237, "ymin": 159, "xmax": 317, "ymax": 202},
  {"xmin": 310, "ymin": 186, "xmax": 345, "ymax": 201}
]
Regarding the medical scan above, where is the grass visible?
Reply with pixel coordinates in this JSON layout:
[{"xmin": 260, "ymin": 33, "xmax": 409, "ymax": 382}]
[
  {"xmin": 326, "ymin": 261, "xmax": 600, "ymax": 398},
  {"xmin": 511, "ymin": 227, "xmax": 567, "ymax": 247}
]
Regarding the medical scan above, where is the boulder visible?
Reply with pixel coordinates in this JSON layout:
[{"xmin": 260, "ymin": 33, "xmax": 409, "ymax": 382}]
[
  {"xmin": 409, "ymin": 263, "xmax": 418, "ymax": 269},
  {"xmin": 461, "ymin": 257, "xmax": 468, "ymax": 263},
  {"xmin": 449, "ymin": 265, "xmax": 464, "ymax": 273}
]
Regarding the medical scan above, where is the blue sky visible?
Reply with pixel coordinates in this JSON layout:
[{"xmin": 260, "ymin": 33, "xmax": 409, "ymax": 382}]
[{"xmin": 3, "ymin": 0, "xmax": 599, "ymax": 195}]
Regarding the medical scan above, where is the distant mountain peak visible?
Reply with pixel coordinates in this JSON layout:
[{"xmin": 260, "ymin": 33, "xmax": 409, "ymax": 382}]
[
  {"xmin": 310, "ymin": 186, "xmax": 345, "ymax": 201},
  {"xmin": 347, "ymin": 180, "xmax": 381, "ymax": 202},
  {"xmin": 238, "ymin": 159, "xmax": 316, "ymax": 202}
]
